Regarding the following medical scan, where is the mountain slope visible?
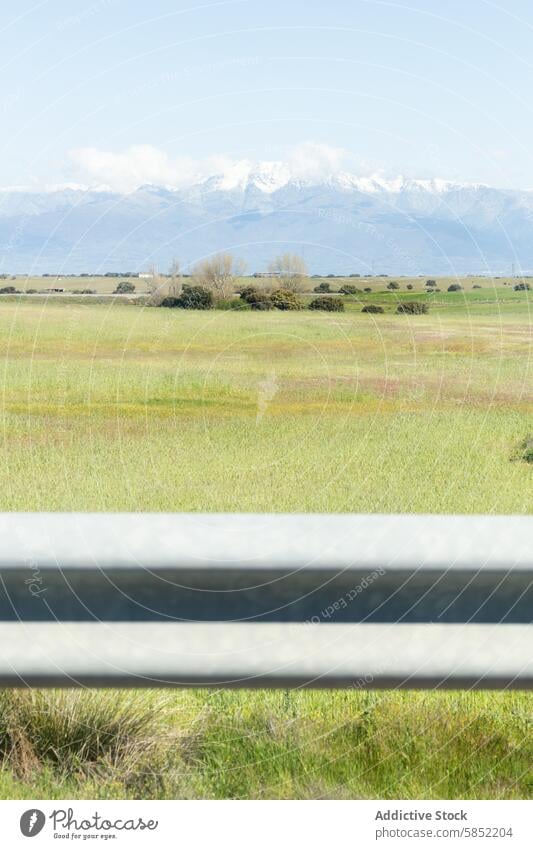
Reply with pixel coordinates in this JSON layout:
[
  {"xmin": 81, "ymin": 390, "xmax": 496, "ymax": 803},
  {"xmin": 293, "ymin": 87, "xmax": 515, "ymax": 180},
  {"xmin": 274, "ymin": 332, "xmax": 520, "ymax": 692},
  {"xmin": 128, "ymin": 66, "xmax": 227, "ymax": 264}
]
[{"xmin": 0, "ymin": 175, "xmax": 532, "ymax": 274}]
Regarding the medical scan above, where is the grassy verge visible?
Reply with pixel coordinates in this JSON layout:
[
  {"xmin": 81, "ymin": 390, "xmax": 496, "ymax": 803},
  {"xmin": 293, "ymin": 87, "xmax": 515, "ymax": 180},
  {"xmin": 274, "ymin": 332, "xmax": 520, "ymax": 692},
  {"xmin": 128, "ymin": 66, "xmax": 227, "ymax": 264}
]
[{"xmin": 0, "ymin": 690, "xmax": 530, "ymax": 799}]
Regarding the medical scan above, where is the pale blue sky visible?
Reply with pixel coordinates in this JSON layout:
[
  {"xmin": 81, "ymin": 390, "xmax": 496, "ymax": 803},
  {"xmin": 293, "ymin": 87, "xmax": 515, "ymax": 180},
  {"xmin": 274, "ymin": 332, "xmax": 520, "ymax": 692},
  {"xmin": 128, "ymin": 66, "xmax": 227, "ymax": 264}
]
[{"xmin": 2, "ymin": 0, "xmax": 533, "ymax": 190}]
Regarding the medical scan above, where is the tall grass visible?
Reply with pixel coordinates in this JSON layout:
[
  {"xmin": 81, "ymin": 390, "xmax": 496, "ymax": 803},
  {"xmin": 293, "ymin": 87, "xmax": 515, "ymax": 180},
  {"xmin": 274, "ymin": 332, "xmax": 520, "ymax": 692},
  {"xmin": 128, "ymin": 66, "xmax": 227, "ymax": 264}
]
[
  {"xmin": 0, "ymin": 690, "xmax": 530, "ymax": 799},
  {"xmin": 0, "ymin": 691, "xmax": 167, "ymax": 784}
]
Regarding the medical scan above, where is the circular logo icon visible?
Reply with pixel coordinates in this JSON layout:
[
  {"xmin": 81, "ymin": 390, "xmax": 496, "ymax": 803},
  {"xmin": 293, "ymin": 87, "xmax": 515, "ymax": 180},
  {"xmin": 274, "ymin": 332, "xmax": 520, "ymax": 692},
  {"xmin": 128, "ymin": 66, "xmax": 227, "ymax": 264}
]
[{"xmin": 20, "ymin": 810, "xmax": 45, "ymax": 837}]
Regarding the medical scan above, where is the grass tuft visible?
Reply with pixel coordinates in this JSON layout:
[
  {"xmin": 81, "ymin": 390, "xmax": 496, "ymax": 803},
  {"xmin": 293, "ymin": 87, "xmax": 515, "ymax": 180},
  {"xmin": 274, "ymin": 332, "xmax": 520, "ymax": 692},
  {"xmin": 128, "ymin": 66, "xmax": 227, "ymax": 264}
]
[{"xmin": 0, "ymin": 690, "xmax": 167, "ymax": 783}]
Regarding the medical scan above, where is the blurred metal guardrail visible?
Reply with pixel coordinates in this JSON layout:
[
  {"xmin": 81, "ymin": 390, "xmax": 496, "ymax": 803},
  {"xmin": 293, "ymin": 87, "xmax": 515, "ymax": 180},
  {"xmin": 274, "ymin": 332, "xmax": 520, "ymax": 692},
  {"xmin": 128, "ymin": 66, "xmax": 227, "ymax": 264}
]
[{"xmin": 0, "ymin": 513, "xmax": 531, "ymax": 689}]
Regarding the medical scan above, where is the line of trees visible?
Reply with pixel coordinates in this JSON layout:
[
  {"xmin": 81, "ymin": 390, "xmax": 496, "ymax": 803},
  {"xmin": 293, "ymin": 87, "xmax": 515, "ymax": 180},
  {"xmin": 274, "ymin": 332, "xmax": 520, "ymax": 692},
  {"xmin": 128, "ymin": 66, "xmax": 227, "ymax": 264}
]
[{"xmin": 149, "ymin": 252, "xmax": 309, "ymax": 302}]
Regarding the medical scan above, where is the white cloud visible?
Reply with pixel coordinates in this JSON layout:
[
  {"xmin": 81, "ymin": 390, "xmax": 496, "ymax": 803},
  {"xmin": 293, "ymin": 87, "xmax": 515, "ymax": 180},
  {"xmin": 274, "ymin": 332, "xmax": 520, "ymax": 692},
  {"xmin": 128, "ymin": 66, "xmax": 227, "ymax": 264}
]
[
  {"xmin": 69, "ymin": 145, "xmax": 199, "ymax": 192},
  {"xmin": 68, "ymin": 142, "xmax": 349, "ymax": 192}
]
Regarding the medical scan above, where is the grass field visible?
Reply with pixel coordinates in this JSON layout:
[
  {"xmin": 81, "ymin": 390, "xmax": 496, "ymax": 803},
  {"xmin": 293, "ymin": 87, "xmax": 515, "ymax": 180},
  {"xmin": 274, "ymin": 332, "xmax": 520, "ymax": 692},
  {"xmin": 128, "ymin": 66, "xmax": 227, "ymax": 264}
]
[
  {"xmin": 3, "ymin": 272, "xmax": 529, "ymax": 297},
  {"xmin": 0, "ymin": 290, "xmax": 531, "ymax": 799}
]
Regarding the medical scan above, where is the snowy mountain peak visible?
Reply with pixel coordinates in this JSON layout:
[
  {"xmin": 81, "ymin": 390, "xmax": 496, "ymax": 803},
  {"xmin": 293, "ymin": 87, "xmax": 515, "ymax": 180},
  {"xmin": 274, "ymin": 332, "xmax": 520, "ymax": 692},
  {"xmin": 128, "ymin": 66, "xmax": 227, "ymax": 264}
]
[
  {"xmin": 192, "ymin": 164, "xmax": 481, "ymax": 196},
  {"xmin": 0, "ymin": 168, "xmax": 530, "ymax": 276}
]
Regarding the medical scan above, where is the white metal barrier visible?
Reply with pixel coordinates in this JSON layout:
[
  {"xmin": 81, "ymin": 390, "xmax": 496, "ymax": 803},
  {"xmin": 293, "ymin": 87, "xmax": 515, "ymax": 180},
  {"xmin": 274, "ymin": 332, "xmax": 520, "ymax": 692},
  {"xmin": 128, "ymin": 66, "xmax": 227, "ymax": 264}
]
[{"xmin": 0, "ymin": 513, "xmax": 531, "ymax": 688}]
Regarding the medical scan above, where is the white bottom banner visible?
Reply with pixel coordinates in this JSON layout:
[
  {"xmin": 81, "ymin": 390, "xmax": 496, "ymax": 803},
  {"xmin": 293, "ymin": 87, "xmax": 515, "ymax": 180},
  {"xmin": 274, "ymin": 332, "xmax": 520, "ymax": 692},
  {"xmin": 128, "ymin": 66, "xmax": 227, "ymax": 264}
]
[{"xmin": 1, "ymin": 800, "xmax": 531, "ymax": 848}]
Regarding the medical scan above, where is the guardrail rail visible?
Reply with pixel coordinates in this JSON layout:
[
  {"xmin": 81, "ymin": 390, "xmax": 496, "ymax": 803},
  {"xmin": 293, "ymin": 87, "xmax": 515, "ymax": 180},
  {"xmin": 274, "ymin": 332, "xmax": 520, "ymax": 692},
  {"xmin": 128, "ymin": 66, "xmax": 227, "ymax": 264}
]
[{"xmin": 0, "ymin": 513, "xmax": 531, "ymax": 688}]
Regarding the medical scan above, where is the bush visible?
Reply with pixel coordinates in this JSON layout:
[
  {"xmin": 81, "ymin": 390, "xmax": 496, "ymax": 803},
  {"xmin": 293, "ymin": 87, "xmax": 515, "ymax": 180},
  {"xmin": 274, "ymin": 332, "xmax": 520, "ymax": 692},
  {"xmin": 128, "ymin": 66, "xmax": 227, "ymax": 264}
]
[
  {"xmin": 216, "ymin": 298, "xmax": 251, "ymax": 311},
  {"xmin": 425, "ymin": 279, "xmax": 437, "ymax": 287},
  {"xmin": 448, "ymin": 284, "xmax": 463, "ymax": 292},
  {"xmin": 239, "ymin": 287, "xmax": 273, "ymax": 310},
  {"xmin": 339, "ymin": 284, "xmax": 360, "ymax": 295},
  {"xmin": 473, "ymin": 284, "xmax": 482, "ymax": 289},
  {"xmin": 160, "ymin": 286, "xmax": 214, "ymax": 309},
  {"xmin": 113, "ymin": 281, "xmax": 136, "ymax": 294},
  {"xmin": 249, "ymin": 294, "xmax": 273, "ymax": 310},
  {"xmin": 514, "ymin": 282, "xmax": 531, "ymax": 291},
  {"xmin": 160, "ymin": 296, "xmax": 182, "ymax": 308},
  {"xmin": 308, "ymin": 297, "xmax": 344, "ymax": 312},
  {"xmin": 406, "ymin": 284, "xmax": 413, "ymax": 290},
  {"xmin": 25, "ymin": 289, "xmax": 37, "ymax": 294},
  {"xmin": 386, "ymin": 281, "xmax": 400, "ymax": 290},
  {"xmin": 396, "ymin": 301, "xmax": 429, "ymax": 315},
  {"xmin": 239, "ymin": 286, "xmax": 259, "ymax": 302},
  {"xmin": 314, "ymin": 282, "xmax": 331, "ymax": 293},
  {"xmin": 364, "ymin": 287, "xmax": 372, "ymax": 293},
  {"xmin": 0, "ymin": 286, "xmax": 18, "ymax": 294},
  {"xmin": 72, "ymin": 288, "xmax": 96, "ymax": 294},
  {"xmin": 362, "ymin": 304, "xmax": 384, "ymax": 314},
  {"xmin": 176, "ymin": 285, "xmax": 213, "ymax": 310},
  {"xmin": 270, "ymin": 289, "xmax": 303, "ymax": 311},
  {"xmin": 513, "ymin": 436, "xmax": 533, "ymax": 464}
]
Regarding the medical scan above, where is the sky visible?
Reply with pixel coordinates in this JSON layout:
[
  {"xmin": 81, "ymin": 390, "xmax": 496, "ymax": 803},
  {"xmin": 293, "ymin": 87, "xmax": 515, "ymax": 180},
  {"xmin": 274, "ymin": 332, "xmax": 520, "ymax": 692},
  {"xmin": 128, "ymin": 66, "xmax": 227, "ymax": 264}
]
[{"xmin": 2, "ymin": 0, "xmax": 533, "ymax": 191}]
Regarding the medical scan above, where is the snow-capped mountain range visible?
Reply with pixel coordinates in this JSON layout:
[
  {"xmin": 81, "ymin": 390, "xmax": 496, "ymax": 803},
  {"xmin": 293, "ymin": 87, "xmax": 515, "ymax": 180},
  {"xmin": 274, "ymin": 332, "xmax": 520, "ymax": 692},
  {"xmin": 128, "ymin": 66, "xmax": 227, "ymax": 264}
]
[{"xmin": 0, "ymin": 167, "xmax": 532, "ymax": 275}]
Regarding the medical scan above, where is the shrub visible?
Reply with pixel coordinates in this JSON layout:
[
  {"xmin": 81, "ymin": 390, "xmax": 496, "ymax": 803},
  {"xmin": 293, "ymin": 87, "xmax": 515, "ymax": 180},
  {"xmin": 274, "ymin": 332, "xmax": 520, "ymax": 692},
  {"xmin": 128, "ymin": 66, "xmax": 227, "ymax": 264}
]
[
  {"xmin": 270, "ymin": 289, "xmax": 303, "ymax": 310},
  {"xmin": 364, "ymin": 287, "xmax": 372, "ymax": 293},
  {"xmin": 448, "ymin": 284, "xmax": 463, "ymax": 292},
  {"xmin": 513, "ymin": 436, "xmax": 533, "ymax": 464},
  {"xmin": 386, "ymin": 281, "xmax": 400, "ymax": 290},
  {"xmin": 473, "ymin": 284, "xmax": 482, "ymax": 289},
  {"xmin": 362, "ymin": 304, "xmax": 384, "ymax": 314},
  {"xmin": 216, "ymin": 298, "xmax": 251, "ymax": 311},
  {"xmin": 249, "ymin": 294, "xmax": 273, "ymax": 310},
  {"xmin": 239, "ymin": 286, "xmax": 259, "ymax": 302},
  {"xmin": 314, "ymin": 281, "xmax": 331, "ymax": 293},
  {"xmin": 0, "ymin": 286, "xmax": 18, "ymax": 294},
  {"xmin": 406, "ymin": 284, "xmax": 413, "ymax": 290},
  {"xmin": 25, "ymin": 289, "xmax": 37, "ymax": 294},
  {"xmin": 425, "ymin": 279, "xmax": 437, "ymax": 287},
  {"xmin": 113, "ymin": 281, "xmax": 136, "ymax": 294},
  {"xmin": 339, "ymin": 284, "xmax": 360, "ymax": 295},
  {"xmin": 308, "ymin": 296, "xmax": 344, "ymax": 312},
  {"xmin": 160, "ymin": 296, "xmax": 182, "ymax": 308},
  {"xmin": 176, "ymin": 285, "xmax": 213, "ymax": 310},
  {"xmin": 72, "ymin": 288, "xmax": 96, "ymax": 294},
  {"xmin": 514, "ymin": 282, "xmax": 531, "ymax": 291},
  {"xmin": 396, "ymin": 301, "xmax": 429, "ymax": 314},
  {"xmin": 239, "ymin": 287, "xmax": 272, "ymax": 310}
]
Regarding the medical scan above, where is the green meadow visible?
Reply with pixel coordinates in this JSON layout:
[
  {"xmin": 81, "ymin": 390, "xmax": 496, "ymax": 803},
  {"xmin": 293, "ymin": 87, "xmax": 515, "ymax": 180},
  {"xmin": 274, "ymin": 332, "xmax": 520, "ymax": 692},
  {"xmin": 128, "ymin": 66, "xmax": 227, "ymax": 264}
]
[
  {"xmin": 0, "ymin": 294, "xmax": 530, "ymax": 513},
  {"xmin": 0, "ymin": 291, "xmax": 531, "ymax": 798}
]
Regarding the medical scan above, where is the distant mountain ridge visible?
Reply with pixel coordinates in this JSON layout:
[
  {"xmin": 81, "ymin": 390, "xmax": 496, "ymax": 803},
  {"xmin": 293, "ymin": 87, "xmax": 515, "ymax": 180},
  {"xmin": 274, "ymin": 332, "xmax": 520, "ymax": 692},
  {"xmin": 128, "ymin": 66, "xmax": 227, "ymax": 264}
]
[{"xmin": 0, "ymin": 171, "xmax": 532, "ymax": 275}]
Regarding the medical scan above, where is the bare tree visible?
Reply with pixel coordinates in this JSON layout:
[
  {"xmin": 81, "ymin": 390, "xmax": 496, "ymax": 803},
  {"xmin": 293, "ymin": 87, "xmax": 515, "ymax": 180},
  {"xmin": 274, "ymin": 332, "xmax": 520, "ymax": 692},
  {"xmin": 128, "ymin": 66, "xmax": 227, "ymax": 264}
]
[
  {"xmin": 192, "ymin": 252, "xmax": 245, "ymax": 299},
  {"xmin": 268, "ymin": 253, "xmax": 308, "ymax": 291},
  {"xmin": 142, "ymin": 263, "xmax": 166, "ymax": 305},
  {"xmin": 168, "ymin": 258, "xmax": 182, "ymax": 296},
  {"xmin": 145, "ymin": 264, "xmax": 162, "ymax": 294}
]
